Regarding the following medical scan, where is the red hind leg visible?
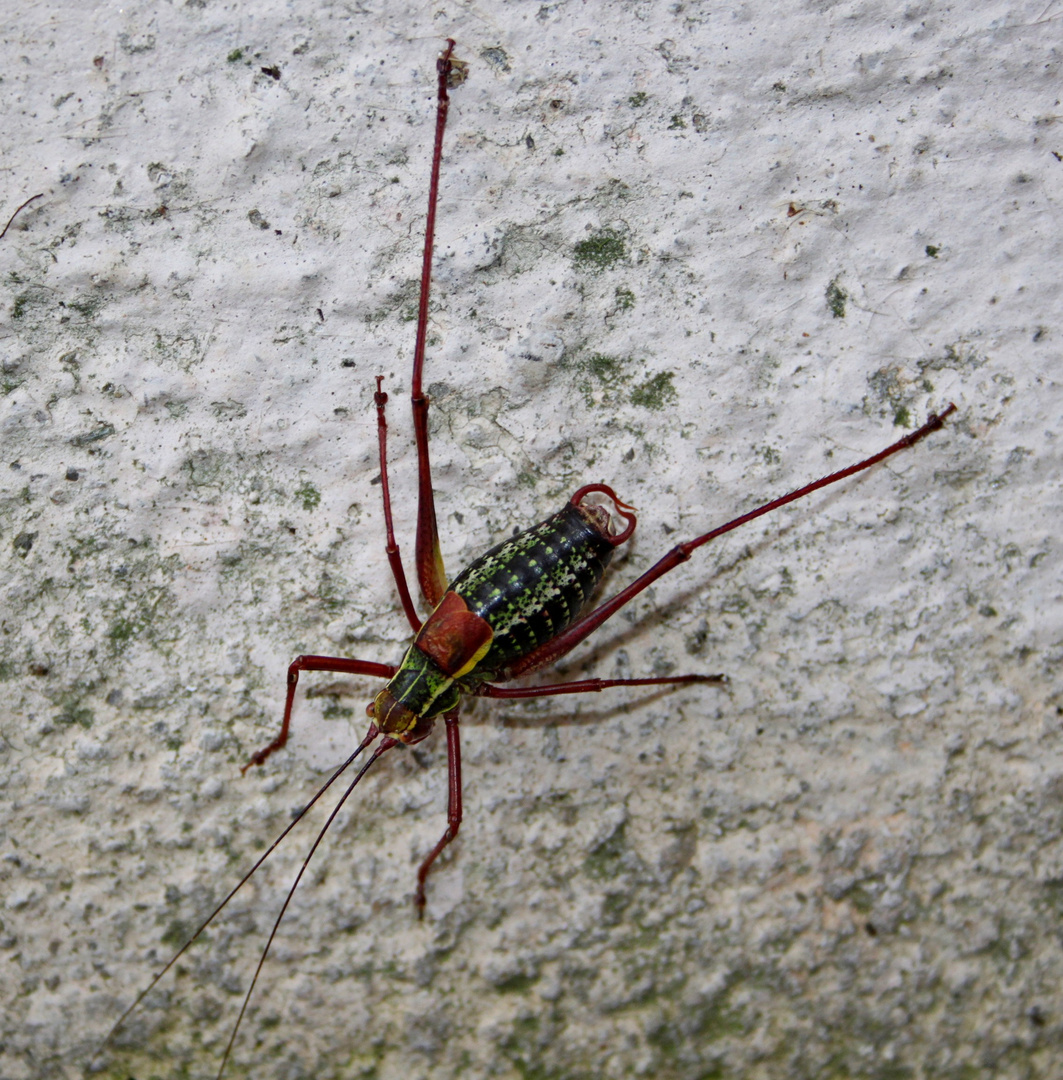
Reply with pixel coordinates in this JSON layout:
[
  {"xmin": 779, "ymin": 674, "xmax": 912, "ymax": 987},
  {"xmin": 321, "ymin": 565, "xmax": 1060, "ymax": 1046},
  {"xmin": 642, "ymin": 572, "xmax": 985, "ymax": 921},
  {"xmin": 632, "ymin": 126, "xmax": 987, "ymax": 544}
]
[
  {"xmin": 503, "ymin": 405, "xmax": 957, "ymax": 681},
  {"xmin": 410, "ymin": 40, "xmax": 461, "ymax": 609}
]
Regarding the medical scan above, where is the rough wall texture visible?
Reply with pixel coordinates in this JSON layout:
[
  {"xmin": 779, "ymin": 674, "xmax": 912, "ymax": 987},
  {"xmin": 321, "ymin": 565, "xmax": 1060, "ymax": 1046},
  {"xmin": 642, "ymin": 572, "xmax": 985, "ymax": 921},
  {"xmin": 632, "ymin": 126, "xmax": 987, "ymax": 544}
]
[{"xmin": 1, "ymin": 2, "xmax": 1059, "ymax": 1078}]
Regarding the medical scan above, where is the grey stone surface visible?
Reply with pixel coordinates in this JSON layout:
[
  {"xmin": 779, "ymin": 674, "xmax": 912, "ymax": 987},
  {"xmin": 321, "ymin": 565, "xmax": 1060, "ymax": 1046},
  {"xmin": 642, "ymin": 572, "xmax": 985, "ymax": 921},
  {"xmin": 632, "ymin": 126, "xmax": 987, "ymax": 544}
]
[{"xmin": 1, "ymin": 2, "xmax": 1059, "ymax": 1078}]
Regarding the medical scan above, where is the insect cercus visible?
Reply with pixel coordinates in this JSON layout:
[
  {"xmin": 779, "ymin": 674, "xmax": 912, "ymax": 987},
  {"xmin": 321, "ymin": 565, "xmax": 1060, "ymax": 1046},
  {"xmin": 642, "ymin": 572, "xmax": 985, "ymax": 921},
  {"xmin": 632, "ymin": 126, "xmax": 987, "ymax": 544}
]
[{"xmin": 101, "ymin": 39, "xmax": 957, "ymax": 1077}]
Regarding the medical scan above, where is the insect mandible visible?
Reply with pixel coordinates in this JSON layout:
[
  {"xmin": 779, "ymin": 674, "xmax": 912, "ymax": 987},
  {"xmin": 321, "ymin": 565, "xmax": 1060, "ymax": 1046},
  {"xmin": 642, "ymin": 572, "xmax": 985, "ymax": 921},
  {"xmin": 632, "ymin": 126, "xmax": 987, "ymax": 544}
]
[{"xmin": 102, "ymin": 39, "xmax": 956, "ymax": 1077}]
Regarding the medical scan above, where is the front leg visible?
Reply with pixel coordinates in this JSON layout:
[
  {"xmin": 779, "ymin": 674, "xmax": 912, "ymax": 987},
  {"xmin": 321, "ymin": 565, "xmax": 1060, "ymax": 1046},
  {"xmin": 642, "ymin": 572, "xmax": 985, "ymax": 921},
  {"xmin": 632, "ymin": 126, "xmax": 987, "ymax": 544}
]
[
  {"xmin": 414, "ymin": 709, "xmax": 462, "ymax": 915},
  {"xmin": 242, "ymin": 655, "xmax": 395, "ymax": 772}
]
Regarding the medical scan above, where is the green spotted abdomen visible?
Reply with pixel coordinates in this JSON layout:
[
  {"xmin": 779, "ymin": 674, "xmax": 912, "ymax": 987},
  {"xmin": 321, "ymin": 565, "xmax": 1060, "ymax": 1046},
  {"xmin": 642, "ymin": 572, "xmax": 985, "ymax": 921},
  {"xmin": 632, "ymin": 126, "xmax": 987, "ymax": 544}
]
[{"xmin": 448, "ymin": 502, "xmax": 614, "ymax": 679}]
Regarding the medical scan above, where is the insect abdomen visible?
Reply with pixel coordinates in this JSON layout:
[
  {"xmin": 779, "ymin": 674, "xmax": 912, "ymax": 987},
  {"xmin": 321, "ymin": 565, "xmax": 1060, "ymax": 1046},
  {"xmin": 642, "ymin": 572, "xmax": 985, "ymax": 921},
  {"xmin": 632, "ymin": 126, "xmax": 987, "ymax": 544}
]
[{"xmin": 448, "ymin": 502, "xmax": 615, "ymax": 677}]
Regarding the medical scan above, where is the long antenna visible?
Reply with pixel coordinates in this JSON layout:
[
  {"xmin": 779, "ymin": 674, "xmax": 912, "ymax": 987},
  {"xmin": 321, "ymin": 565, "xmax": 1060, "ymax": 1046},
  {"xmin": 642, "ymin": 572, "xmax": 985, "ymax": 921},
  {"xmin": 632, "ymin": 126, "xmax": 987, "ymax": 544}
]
[
  {"xmin": 214, "ymin": 736, "xmax": 398, "ymax": 1079},
  {"xmin": 97, "ymin": 726, "xmax": 380, "ymax": 1058}
]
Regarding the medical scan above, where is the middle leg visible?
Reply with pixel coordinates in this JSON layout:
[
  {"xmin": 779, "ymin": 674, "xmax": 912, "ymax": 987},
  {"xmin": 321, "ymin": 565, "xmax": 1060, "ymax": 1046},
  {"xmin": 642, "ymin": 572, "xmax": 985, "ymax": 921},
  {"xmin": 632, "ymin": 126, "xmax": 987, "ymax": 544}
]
[
  {"xmin": 374, "ymin": 377, "xmax": 421, "ymax": 631},
  {"xmin": 478, "ymin": 673, "xmax": 726, "ymax": 700}
]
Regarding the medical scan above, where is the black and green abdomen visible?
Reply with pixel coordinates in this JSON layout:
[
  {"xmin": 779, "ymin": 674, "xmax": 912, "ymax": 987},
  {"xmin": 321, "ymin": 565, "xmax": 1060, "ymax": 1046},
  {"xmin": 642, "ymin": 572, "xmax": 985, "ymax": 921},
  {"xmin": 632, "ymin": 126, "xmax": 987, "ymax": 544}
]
[{"xmin": 448, "ymin": 501, "xmax": 615, "ymax": 677}]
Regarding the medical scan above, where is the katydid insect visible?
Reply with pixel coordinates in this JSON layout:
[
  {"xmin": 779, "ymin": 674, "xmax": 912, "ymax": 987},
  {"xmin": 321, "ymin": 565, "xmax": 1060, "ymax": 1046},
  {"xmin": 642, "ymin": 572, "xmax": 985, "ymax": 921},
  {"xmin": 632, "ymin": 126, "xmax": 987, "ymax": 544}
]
[{"xmin": 101, "ymin": 39, "xmax": 957, "ymax": 1078}]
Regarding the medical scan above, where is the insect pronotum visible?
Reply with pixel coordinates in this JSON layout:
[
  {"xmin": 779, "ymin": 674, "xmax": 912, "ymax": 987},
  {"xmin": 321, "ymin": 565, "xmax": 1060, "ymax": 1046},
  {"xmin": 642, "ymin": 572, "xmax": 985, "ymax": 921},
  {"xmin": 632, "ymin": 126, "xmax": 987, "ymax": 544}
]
[{"xmin": 100, "ymin": 39, "xmax": 957, "ymax": 1078}]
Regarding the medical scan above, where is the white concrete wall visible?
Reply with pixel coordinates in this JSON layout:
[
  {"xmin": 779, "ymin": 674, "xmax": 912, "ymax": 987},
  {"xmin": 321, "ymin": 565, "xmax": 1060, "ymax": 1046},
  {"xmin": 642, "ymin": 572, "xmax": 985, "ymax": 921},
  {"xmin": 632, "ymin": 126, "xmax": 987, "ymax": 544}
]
[{"xmin": 1, "ymin": 1, "xmax": 1059, "ymax": 1077}]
